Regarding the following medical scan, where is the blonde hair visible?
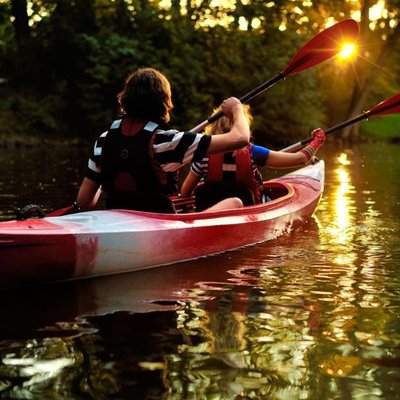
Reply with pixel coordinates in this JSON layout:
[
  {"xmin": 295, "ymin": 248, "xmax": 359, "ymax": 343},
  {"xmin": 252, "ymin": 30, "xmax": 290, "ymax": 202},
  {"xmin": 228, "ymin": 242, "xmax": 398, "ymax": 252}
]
[{"xmin": 205, "ymin": 104, "xmax": 253, "ymax": 136}]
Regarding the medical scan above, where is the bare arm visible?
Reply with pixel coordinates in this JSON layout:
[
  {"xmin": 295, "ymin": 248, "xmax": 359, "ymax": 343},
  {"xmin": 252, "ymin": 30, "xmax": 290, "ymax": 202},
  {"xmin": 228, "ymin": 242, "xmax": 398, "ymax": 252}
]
[
  {"xmin": 205, "ymin": 97, "xmax": 250, "ymax": 155},
  {"xmin": 181, "ymin": 170, "xmax": 201, "ymax": 197},
  {"xmin": 76, "ymin": 177, "xmax": 102, "ymax": 210},
  {"xmin": 266, "ymin": 128, "xmax": 326, "ymax": 168},
  {"xmin": 265, "ymin": 150, "xmax": 308, "ymax": 168}
]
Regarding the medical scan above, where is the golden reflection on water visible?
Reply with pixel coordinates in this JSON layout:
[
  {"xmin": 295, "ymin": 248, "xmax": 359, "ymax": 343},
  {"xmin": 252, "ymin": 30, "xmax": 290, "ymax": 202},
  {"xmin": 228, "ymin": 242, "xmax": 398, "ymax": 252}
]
[{"xmin": 324, "ymin": 152, "xmax": 356, "ymax": 252}]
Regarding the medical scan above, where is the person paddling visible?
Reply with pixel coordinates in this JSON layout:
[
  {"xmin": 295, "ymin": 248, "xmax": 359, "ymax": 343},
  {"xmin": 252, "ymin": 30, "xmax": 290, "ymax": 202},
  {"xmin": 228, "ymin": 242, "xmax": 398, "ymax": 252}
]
[
  {"xmin": 75, "ymin": 67, "xmax": 250, "ymax": 213},
  {"xmin": 180, "ymin": 105, "xmax": 326, "ymax": 211}
]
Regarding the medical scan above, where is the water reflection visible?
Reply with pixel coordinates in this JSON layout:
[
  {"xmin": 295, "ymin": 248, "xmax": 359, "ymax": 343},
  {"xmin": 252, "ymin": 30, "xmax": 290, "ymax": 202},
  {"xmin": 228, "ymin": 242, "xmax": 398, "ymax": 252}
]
[
  {"xmin": 323, "ymin": 151, "xmax": 357, "ymax": 261},
  {"xmin": 0, "ymin": 145, "xmax": 87, "ymax": 220},
  {"xmin": 1, "ymin": 144, "xmax": 400, "ymax": 399}
]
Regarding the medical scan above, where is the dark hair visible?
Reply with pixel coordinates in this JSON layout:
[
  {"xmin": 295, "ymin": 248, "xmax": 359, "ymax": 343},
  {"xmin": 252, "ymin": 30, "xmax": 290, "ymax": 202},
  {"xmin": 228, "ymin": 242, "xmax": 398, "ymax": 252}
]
[{"xmin": 117, "ymin": 67, "xmax": 173, "ymax": 123}]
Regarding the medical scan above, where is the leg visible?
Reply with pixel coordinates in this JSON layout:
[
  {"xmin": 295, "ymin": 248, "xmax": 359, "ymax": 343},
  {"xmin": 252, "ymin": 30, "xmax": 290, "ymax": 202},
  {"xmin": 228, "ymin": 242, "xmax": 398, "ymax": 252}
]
[{"xmin": 204, "ymin": 197, "xmax": 243, "ymax": 211}]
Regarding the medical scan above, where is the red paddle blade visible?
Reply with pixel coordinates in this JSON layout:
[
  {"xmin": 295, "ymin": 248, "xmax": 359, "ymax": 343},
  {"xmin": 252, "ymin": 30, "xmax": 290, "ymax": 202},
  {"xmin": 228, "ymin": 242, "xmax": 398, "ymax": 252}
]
[
  {"xmin": 281, "ymin": 19, "xmax": 359, "ymax": 76},
  {"xmin": 366, "ymin": 93, "xmax": 400, "ymax": 117}
]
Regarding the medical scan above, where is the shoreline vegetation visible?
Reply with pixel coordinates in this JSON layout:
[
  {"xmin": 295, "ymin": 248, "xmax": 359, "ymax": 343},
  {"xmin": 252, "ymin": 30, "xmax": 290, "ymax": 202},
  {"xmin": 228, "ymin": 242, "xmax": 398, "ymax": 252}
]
[
  {"xmin": 1, "ymin": 114, "xmax": 398, "ymax": 149},
  {"xmin": 1, "ymin": 2, "xmax": 399, "ymax": 150}
]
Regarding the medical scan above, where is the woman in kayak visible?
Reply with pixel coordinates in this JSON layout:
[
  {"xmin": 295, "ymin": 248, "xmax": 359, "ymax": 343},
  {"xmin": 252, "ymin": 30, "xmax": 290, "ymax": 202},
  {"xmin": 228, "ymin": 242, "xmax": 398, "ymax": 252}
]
[
  {"xmin": 180, "ymin": 105, "xmax": 326, "ymax": 211},
  {"xmin": 75, "ymin": 67, "xmax": 250, "ymax": 213}
]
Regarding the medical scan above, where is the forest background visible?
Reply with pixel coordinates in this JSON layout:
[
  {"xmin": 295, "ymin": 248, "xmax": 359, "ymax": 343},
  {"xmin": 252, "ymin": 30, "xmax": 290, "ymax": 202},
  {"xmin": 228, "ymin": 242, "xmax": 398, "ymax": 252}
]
[{"xmin": 1, "ymin": 0, "xmax": 399, "ymax": 148}]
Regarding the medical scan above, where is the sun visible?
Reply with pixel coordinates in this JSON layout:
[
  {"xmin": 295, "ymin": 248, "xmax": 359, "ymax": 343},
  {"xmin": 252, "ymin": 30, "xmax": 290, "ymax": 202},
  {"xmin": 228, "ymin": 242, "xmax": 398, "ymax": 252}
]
[{"xmin": 338, "ymin": 43, "xmax": 356, "ymax": 60}]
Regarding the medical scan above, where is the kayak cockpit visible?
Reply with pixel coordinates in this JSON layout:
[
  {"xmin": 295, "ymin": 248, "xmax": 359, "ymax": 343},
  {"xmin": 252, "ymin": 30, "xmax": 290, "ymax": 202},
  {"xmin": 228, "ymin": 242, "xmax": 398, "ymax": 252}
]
[
  {"xmin": 173, "ymin": 181, "xmax": 291, "ymax": 214},
  {"xmin": 262, "ymin": 181, "xmax": 291, "ymax": 201}
]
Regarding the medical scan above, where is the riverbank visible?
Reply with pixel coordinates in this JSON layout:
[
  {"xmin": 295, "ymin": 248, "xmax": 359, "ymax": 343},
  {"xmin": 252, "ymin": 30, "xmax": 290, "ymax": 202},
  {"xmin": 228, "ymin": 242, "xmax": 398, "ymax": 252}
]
[
  {"xmin": 1, "ymin": 122, "xmax": 399, "ymax": 149},
  {"xmin": 361, "ymin": 113, "xmax": 400, "ymax": 143}
]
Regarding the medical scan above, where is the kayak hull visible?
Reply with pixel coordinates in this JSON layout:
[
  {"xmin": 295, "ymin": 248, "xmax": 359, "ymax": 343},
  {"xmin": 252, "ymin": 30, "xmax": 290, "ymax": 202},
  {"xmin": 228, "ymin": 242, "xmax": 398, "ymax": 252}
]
[{"xmin": 0, "ymin": 161, "xmax": 324, "ymax": 288}]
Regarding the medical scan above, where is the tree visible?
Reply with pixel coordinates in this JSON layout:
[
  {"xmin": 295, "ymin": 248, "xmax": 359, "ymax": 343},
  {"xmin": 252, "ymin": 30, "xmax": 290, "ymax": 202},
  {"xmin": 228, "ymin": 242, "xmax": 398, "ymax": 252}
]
[
  {"xmin": 0, "ymin": 0, "xmax": 362, "ymax": 142},
  {"xmin": 11, "ymin": 0, "xmax": 30, "ymax": 47},
  {"xmin": 341, "ymin": 0, "xmax": 400, "ymax": 139}
]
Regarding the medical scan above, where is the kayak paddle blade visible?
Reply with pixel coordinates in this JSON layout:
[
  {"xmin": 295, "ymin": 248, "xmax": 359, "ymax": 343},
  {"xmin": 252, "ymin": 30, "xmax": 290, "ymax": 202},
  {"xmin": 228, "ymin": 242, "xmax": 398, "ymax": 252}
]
[{"xmin": 281, "ymin": 19, "xmax": 359, "ymax": 76}]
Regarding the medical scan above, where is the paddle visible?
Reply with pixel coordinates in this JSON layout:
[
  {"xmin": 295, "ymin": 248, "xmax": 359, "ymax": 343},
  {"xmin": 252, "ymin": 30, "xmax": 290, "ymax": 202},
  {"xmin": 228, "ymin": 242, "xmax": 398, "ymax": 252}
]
[
  {"xmin": 281, "ymin": 92, "xmax": 400, "ymax": 152},
  {"xmin": 47, "ymin": 204, "xmax": 76, "ymax": 217},
  {"xmin": 14, "ymin": 202, "xmax": 78, "ymax": 219},
  {"xmin": 190, "ymin": 19, "xmax": 359, "ymax": 133}
]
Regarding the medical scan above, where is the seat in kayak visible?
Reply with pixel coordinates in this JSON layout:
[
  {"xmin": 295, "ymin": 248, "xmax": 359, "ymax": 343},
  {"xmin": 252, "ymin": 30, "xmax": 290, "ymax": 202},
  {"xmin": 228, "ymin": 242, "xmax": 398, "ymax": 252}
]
[{"xmin": 194, "ymin": 181, "xmax": 256, "ymax": 211}]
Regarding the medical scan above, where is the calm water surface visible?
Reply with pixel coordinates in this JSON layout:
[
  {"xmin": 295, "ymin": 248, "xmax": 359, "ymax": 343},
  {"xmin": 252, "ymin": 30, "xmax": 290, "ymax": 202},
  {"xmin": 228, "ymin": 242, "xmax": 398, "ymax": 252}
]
[{"xmin": 0, "ymin": 142, "xmax": 399, "ymax": 399}]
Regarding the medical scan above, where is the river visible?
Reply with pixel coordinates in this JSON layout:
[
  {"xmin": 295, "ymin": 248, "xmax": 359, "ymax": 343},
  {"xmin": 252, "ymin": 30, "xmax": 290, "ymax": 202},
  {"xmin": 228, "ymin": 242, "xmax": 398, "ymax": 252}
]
[{"xmin": 0, "ymin": 141, "xmax": 399, "ymax": 399}]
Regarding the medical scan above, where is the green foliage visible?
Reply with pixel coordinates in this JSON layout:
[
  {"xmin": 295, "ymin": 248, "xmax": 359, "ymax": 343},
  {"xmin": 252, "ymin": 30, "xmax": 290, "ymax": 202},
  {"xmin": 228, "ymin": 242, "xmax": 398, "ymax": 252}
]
[
  {"xmin": 245, "ymin": 30, "xmax": 323, "ymax": 146},
  {"xmin": 0, "ymin": 88, "xmax": 59, "ymax": 136},
  {"xmin": 1, "ymin": 0, "xmax": 384, "ymax": 145},
  {"xmin": 361, "ymin": 114, "xmax": 400, "ymax": 142},
  {"xmin": 0, "ymin": 2, "xmax": 16, "ymax": 77}
]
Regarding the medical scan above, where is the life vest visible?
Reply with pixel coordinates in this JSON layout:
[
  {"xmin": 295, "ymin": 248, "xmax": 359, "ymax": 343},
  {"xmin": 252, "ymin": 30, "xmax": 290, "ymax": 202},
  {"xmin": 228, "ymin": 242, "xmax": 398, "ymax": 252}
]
[
  {"xmin": 100, "ymin": 118, "xmax": 177, "ymax": 197},
  {"xmin": 205, "ymin": 145, "xmax": 263, "ymax": 203}
]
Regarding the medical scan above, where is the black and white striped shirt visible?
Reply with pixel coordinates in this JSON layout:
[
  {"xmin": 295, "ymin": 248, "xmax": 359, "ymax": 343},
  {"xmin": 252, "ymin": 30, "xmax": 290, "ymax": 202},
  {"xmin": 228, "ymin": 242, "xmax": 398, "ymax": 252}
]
[{"xmin": 86, "ymin": 121, "xmax": 211, "ymax": 184}]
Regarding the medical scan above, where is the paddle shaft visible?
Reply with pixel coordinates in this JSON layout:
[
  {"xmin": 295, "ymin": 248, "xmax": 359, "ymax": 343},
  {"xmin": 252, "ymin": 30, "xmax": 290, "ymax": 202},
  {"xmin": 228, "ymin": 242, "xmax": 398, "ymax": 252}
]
[
  {"xmin": 190, "ymin": 72, "xmax": 285, "ymax": 133},
  {"xmin": 281, "ymin": 112, "xmax": 368, "ymax": 152}
]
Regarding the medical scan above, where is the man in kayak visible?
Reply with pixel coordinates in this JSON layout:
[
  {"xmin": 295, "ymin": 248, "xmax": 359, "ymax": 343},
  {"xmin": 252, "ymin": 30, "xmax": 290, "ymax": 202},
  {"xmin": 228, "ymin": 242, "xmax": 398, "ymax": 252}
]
[
  {"xmin": 75, "ymin": 67, "xmax": 250, "ymax": 213},
  {"xmin": 180, "ymin": 105, "xmax": 325, "ymax": 211}
]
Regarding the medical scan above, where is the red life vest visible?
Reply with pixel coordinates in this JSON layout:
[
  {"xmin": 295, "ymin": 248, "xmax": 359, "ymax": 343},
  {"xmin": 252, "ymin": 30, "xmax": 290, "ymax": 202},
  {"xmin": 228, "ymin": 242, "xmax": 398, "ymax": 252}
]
[{"xmin": 205, "ymin": 145, "xmax": 262, "ymax": 203}]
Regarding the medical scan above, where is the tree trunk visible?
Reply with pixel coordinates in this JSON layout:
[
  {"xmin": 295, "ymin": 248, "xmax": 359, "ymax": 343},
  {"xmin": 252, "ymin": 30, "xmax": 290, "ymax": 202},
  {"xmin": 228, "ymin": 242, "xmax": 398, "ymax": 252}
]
[{"xmin": 11, "ymin": 0, "xmax": 31, "ymax": 48}]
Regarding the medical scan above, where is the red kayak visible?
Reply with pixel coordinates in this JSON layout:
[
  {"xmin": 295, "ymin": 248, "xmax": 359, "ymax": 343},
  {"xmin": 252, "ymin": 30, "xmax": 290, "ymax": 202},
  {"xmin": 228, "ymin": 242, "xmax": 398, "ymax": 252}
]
[{"xmin": 0, "ymin": 161, "xmax": 324, "ymax": 289}]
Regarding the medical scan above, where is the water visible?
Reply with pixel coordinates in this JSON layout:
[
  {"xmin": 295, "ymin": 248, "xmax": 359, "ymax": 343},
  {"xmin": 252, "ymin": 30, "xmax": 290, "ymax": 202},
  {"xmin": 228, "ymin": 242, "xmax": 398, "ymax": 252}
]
[
  {"xmin": 0, "ymin": 142, "xmax": 400, "ymax": 399},
  {"xmin": 0, "ymin": 144, "xmax": 88, "ymax": 221}
]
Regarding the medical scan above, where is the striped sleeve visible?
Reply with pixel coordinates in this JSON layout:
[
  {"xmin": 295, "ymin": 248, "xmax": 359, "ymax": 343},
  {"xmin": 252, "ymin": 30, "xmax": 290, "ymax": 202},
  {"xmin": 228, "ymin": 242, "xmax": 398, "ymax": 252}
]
[
  {"xmin": 190, "ymin": 157, "xmax": 209, "ymax": 177},
  {"xmin": 85, "ymin": 131, "xmax": 107, "ymax": 183},
  {"xmin": 153, "ymin": 129, "xmax": 211, "ymax": 172}
]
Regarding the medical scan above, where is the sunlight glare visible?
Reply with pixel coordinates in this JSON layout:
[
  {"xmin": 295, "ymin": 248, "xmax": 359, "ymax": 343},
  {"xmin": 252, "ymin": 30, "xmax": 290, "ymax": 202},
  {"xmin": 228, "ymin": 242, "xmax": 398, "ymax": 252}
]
[
  {"xmin": 338, "ymin": 43, "xmax": 356, "ymax": 60},
  {"xmin": 369, "ymin": 0, "xmax": 385, "ymax": 21},
  {"xmin": 334, "ymin": 167, "xmax": 351, "ymax": 236},
  {"xmin": 325, "ymin": 154, "xmax": 356, "ymax": 249},
  {"xmin": 338, "ymin": 153, "xmax": 351, "ymax": 166}
]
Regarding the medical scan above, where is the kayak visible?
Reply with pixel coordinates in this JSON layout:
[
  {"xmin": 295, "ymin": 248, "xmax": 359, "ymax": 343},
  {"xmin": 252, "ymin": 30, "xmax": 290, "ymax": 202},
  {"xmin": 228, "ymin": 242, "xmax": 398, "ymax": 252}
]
[{"xmin": 0, "ymin": 161, "xmax": 324, "ymax": 289}]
